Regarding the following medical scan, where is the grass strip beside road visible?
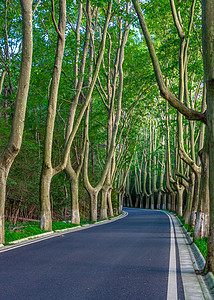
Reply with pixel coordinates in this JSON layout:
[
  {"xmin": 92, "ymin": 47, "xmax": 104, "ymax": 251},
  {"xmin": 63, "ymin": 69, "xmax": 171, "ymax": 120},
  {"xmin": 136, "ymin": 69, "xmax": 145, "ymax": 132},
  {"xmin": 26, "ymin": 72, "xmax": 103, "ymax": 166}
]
[
  {"xmin": 175, "ymin": 214, "xmax": 208, "ymax": 260},
  {"xmin": 194, "ymin": 237, "xmax": 208, "ymax": 260}
]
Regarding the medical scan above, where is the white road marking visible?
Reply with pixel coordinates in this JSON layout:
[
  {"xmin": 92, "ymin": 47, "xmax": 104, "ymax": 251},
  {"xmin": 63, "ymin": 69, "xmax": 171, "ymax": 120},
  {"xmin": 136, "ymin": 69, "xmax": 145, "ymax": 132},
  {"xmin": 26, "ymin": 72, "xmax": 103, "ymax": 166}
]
[{"xmin": 161, "ymin": 211, "xmax": 178, "ymax": 300}]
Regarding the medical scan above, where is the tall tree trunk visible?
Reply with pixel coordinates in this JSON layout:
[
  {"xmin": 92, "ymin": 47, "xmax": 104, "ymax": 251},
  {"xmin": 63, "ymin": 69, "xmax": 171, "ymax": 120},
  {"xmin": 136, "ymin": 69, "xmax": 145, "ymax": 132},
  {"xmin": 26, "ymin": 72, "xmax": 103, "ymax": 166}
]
[
  {"xmin": 64, "ymin": 1, "xmax": 88, "ymax": 225},
  {"xmin": 189, "ymin": 172, "xmax": 200, "ymax": 229},
  {"xmin": 183, "ymin": 172, "xmax": 195, "ymax": 224},
  {"xmin": 194, "ymin": 96, "xmax": 208, "ymax": 238},
  {"xmin": 145, "ymin": 194, "xmax": 150, "ymax": 209},
  {"xmin": 107, "ymin": 189, "xmax": 114, "ymax": 216},
  {"xmin": 41, "ymin": 1, "xmax": 112, "ymax": 228},
  {"xmin": 176, "ymin": 185, "xmax": 184, "ymax": 216},
  {"xmin": 0, "ymin": 170, "xmax": 7, "ymax": 244},
  {"xmin": 118, "ymin": 190, "xmax": 125, "ymax": 213},
  {"xmin": 40, "ymin": 167, "xmax": 53, "ymax": 230},
  {"xmin": 202, "ymin": 0, "xmax": 214, "ymax": 273},
  {"xmin": 148, "ymin": 120, "xmax": 152, "ymax": 208},
  {"xmin": 165, "ymin": 105, "xmax": 176, "ymax": 211},
  {"xmin": 83, "ymin": 4, "xmax": 127, "ymax": 221},
  {"xmin": 0, "ymin": 0, "xmax": 33, "ymax": 244},
  {"xmin": 101, "ymin": 188, "xmax": 108, "ymax": 219},
  {"xmin": 0, "ymin": 70, "xmax": 7, "ymax": 96},
  {"xmin": 194, "ymin": 138, "xmax": 209, "ymax": 239},
  {"xmin": 89, "ymin": 190, "xmax": 98, "ymax": 222},
  {"xmin": 162, "ymin": 192, "xmax": 166, "ymax": 210},
  {"xmin": 170, "ymin": 192, "xmax": 176, "ymax": 212},
  {"xmin": 157, "ymin": 138, "xmax": 165, "ymax": 209},
  {"xmin": 70, "ymin": 174, "xmax": 80, "ymax": 224},
  {"xmin": 40, "ymin": 0, "xmax": 66, "ymax": 230}
]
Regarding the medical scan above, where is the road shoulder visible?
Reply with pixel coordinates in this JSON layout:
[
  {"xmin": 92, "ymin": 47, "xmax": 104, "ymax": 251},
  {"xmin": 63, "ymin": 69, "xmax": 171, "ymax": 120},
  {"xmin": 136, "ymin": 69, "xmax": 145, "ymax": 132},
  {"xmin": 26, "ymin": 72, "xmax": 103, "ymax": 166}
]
[{"xmin": 170, "ymin": 213, "xmax": 214, "ymax": 300}]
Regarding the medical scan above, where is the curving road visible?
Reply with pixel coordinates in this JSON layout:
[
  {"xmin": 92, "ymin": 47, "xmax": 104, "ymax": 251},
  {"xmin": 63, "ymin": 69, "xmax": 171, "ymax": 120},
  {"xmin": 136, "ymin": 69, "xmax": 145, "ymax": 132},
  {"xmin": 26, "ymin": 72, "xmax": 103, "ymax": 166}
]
[{"xmin": 0, "ymin": 208, "xmax": 185, "ymax": 299}]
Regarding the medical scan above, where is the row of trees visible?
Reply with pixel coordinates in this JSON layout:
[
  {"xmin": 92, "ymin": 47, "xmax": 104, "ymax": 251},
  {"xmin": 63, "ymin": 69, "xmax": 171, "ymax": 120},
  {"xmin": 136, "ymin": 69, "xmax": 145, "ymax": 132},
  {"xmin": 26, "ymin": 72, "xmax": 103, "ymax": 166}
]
[
  {"xmin": 0, "ymin": 0, "xmax": 214, "ymax": 274},
  {"xmin": 0, "ymin": 0, "xmax": 146, "ymax": 242},
  {"xmin": 127, "ymin": 0, "xmax": 214, "ymax": 273}
]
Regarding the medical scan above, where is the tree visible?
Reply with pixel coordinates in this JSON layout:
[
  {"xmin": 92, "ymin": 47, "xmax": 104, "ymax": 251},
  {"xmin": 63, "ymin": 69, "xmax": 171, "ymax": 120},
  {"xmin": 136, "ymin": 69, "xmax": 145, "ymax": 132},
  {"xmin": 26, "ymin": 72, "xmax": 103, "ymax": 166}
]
[
  {"xmin": 202, "ymin": 0, "xmax": 214, "ymax": 274},
  {"xmin": 0, "ymin": 0, "xmax": 33, "ymax": 244},
  {"xmin": 132, "ymin": 0, "xmax": 214, "ymax": 273},
  {"xmin": 40, "ymin": 0, "xmax": 67, "ymax": 231},
  {"xmin": 40, "ymin": 0, "xmax": 113, "ymax": 230}
]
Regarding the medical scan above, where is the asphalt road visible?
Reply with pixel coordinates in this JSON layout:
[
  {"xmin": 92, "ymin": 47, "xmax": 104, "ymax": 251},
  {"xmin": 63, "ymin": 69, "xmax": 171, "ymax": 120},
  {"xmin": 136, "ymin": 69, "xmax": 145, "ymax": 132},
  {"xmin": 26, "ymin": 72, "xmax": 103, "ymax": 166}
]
[{"xmin": 0, "ymin": 208, "xmax": 185, "ymax": 299}]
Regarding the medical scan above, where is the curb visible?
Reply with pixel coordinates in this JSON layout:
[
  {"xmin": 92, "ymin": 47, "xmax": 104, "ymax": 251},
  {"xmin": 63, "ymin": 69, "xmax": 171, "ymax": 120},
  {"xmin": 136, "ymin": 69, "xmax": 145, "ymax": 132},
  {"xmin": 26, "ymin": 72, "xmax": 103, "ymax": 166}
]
[
  {"xmin": 173, "ymin": 213, "xmax": 214, "ymax": 297},
  {"xmin": 0, "ymin": 211, "xmax": 128, "ymax": 252}
]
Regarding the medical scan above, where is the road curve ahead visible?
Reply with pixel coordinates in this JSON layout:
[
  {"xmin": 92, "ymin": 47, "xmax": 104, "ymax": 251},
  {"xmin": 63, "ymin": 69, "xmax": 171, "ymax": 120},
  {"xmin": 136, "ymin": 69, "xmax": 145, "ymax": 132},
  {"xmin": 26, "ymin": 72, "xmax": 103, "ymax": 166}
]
[{"xmin": 0, "ymin": 208, "xmax": 185, "ymax": 300}]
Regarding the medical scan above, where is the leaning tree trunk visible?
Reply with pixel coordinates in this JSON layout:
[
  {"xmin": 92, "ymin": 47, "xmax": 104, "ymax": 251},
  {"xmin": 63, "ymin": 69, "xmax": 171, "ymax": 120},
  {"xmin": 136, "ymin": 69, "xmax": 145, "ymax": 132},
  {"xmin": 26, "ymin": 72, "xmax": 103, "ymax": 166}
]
[
  {"xmin": 118, "ymin": 189, "xmax": 125, "ymax": 214},
  {"xmin": 145, "ymin": 194, "xmax": 150, "ymax": 209},
  {"xmin": 189, "ymin": 172, "xmax": 200, "ymax": 229},
  {"xmin": 0, "ymin": 170, "xmax": 7, "ymax": 244},
  {"xmin": 64, "ymin": 2, "xmax": 89, "ymax": 225},
  {"xmin": 194, "ymin": 99, "xmax": 208, "ymax": 238},
  {"xmin": 202, "ymin": 0, "xmax": 214, "ymax": 274},
  {"xmin": 157, "ymin": 142, "xmax": 165, "ymax": 210},
  {"xmin": 100, "ymin": 187, "xmax": 108, "ymax": 220},
  {"xmin": 194, "ymin": 137, "xmax": 209, "ymax": 239},
  {"xmin": 176, "ymin": 185, "xmax": 184, "ymax": 216},
  {"xmin": 40, "ymin": 168, "xmax": 53, "ymax": 231},
  {"xmin": 41, "ymin": 1, "xmax": 112, "ymax": 228},
  {"xmin": 40, "ymin": 0, "xmax": 66, "ymax": 230},
  {"xmin": 157, "ymin": 191, "xmax": 162, "ymax": 209},
  {"xmin": 148, "ymin": 120, "xmax": 153, "ymax": 209},
  {"xmin": 89, "ymin": 190, "xmax": 98, "ymax": 222},
  {"xmin": 170, "ymin": 192, "xmax": 176, "ymax": 211},
  {"xmin": 0, "ymin": 0, "xmax": 33, "ymax": 244},
  {"xmin": 107, "ymin": 189, "xmax": 114, "ymax": 216},
  {"xmin": 162, "ymin": 192, "xmax": 166, "ymax": 210},
  {"xmin": 183, "ymin": 172, "xmax": 195, "ymax": 224},
  {"xmin": 70, "ymin": 174, "xmax": 80, "ymax": 224}
]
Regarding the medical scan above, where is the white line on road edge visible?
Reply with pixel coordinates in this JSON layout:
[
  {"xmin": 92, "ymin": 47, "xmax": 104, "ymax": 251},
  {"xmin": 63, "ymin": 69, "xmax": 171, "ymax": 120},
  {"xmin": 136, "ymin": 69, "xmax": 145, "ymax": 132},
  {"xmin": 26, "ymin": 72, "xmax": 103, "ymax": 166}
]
[{"xmin": 161, "ymin": 211, "xmax": 178, "ymax": 300}]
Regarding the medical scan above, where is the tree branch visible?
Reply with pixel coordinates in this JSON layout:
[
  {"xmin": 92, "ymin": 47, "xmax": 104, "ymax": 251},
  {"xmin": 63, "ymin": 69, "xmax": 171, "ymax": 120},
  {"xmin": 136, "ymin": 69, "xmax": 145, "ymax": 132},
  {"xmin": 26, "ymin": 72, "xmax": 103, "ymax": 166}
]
[
  {"xmin": 51, "ymin": 0, "xmax": 63, "ymax": 39},
  {"xmin": 132, "ymin": 0, "xmax": 207, "ymax": 124}
]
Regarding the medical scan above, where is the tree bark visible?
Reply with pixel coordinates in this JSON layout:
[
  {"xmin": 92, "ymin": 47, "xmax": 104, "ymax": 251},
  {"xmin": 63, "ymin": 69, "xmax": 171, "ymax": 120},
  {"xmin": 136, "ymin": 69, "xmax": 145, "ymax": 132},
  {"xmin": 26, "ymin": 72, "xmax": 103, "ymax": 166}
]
[
  {"xmin": 107, "ymin": 189, "xmax": 114, "ymax": 216},
  {"xmin": 132, "ymin": 0, "xmax": 206, "ymax": 124},
  {"xmin": 40, "ymin": 0, "xmax": 66, "ymax": 230},
  {"xmin": 189, "ymin": 172, "xmax": 200, "ymax": 229},
  {"xmin": 162, "ymin": 193, "xmax": 166, "ymax": 210},
  {"xmin": 101, "ymin": 188, "xmax": 108, "ymax": 220},
  {"xmin": 83, "ymin": 6, "xmax": 127, "ymax": 221},
  {"xmin": 90, "ymin": 190, "xmax": 98, "ymax": 222},
  {"xmin": 0, "ymin": 0, "xmax": 33, "ymax": 244},
  {"xmin": 202, "ymin": 0, "xmax": 214, "ymax": 273},
  {"xmin": 176, "ymin": 185, "xmax": 184, "ymax": 216},
  {"xmin": 70, "ymin": 174, "xmax": 80, "ymax": 224},
  {"xmin": 194, "ymin": 134, "xmax": 209, "ymax": 239},
  {"xmin": 183, "ymin": 172, "xmax": 195, "ymax": 224}
]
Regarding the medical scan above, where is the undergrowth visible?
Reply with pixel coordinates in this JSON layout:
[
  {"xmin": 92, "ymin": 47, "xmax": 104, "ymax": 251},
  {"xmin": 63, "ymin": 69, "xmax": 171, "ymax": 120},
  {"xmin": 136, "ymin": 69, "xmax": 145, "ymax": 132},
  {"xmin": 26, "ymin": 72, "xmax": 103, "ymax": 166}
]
[
  {"xmin": 5, "ymin": 221, "xmax": 47, "ymax": 243},
  {"xmin": 175, "ymin": 214, "xmax": 208, "ymax": 259},
  {"xmin": 194, "ymin": 237, "xmax": 208, "ymax": 260}
]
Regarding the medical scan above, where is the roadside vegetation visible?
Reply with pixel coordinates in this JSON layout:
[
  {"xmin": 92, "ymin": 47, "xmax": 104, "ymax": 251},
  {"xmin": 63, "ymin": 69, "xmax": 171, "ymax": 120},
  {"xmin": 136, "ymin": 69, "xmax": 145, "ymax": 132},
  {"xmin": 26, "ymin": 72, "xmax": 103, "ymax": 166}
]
[{"xmin": 176, "ymin": 215, "xmax": 208, "ymax": 260}]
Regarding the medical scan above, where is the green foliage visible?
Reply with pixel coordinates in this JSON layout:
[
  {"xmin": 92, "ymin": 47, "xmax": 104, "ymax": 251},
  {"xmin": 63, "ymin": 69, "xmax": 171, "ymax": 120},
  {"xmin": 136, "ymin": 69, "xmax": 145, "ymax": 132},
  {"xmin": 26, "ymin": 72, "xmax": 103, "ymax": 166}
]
[
  {"xmin": 195, "ymin": 237, "xmax": 208, "ymax": 260},
  {"xmin": 176, "ymin": 215, "xmax": 208, "ymax": 259},
  {"xmin": 5, "ymin": 221, "xmax": 47, "ymax": 243},
  {"xmin": 52, "ymin": 221, "xmax": 78, "ymax": 230}
]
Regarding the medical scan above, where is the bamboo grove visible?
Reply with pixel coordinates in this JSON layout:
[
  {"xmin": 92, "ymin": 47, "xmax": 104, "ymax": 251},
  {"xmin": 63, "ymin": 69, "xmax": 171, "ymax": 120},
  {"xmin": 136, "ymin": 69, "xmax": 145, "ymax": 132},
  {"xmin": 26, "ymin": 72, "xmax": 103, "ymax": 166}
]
[{"xmin": 0, "ymin": 0, "xmax": 214, "ymax": 273}]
